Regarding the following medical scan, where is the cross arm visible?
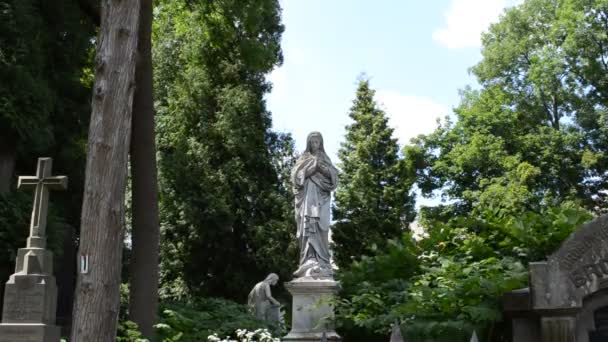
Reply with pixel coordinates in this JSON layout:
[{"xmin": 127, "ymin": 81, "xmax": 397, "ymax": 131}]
[
  {"xmin": 45, "ymin": 176, "xmax": 68, "ymax": 190},
  {"xmin": 17, "ymin": 177, "xmax": 39, "ymax": 191},
  {"xmin": 17, "ymin": 176, "xmax": 68, "ymax": 191}
]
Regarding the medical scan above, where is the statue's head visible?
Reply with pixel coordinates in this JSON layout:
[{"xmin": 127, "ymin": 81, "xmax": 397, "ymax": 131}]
[
  {"xmin": 305, "ymin": 131, "xmax": 325, "ymax": 154},
  {"xmin": 265, "ymin": 273, "xmax": 279, "ymax": 285}
]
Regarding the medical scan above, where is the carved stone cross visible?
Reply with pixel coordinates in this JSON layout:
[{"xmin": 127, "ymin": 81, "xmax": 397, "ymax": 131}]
[{"xmin": 17, "ymin": 158, "xmax": 67, "ymax": 248}]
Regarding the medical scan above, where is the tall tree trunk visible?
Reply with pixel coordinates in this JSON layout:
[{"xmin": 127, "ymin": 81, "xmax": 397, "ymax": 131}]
[
  {"xmin": 0, "ymin": 137, "xmax": 16, "ymax": 194},
  {"xmin": 128, "ymin": 0, "xmax": 160, "ymax": 338},
  {"xmin": 70, "ymin": 0, "xmax": 141, "ymax": 340}
]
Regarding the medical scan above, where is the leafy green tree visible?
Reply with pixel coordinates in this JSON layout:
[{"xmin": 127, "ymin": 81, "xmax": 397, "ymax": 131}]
[
  {"xmin": 407, "ymin": 0, "xmax": 608, "ymax": 220},
  {"xmin": 153, "ymin": 0, "xmax": 297, "ymax": 300},
  {"xmin": 332, "ymin": 79, "xmax": 416, "ymax": 268},
  {"xmin": 155, "ymin": 299, "xmax": 283, "ymax": 341},
  {"xmin": 335, "ymin": 234, "xmax": 419, "ymax": 342},
  {"xmin": 0, "ymin": 0, "xmax": 94, "ymax": 185},
  {"xmin": 559, "ymin": 0, "xmax": 608, "ymax": 210},
  {"xmin": 338, "ymin": 1, "xmax": 606, "ymax": 340},
  {"xmin": 408, "ymin": 0, "xmax": 608, "ymax": 220},
  {"xmin": 336, "ymin": 204, "xmax": 590, "ymax": 341}
]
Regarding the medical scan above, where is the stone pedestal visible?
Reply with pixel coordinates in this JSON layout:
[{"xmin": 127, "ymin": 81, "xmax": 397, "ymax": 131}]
[
  {"xmin": 541, "ymin": 316, "xmax": 576, "ymax": 342},
  {"xmin": 0, "ymin": 248, "xmax": 61, "ymax": 342},
  {"xmin": 283, "ymin": 278, "xmax": 341, "ymax": 342},
  {"xmin": 0, "ymin": 323, "xmax": 60, "ymax": 342}
]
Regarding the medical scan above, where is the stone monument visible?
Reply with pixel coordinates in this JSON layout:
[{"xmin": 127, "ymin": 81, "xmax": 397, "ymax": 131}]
[
  {"xmin": 389, "ymin": 321, "xmax": 404, "ymax": 342},
  {"xmin": 283, "ymin": 132, "xmax": 341, "ymax": 342},
  {"xmin": 502, "ymin": 215, "xmax": 608, "ymax": 342},
  {"xmin": 0, "ymin": 158, "xmax": 67, "ymax": 342}
]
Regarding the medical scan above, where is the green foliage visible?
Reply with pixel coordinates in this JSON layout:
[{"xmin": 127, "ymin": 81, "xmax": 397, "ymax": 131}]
[
  {"xmin": 336, "ymin": 204, "xmax": 589, "ymax": 341},
  {"xmin": 117, "ymin": 321, "xmax": 148, "ymax": 342},
  {"xmin": 118, "ymin": 288, "xmax": 279, "ymax": 341},
  {"xmin": 336, "ymin": 235, "xmax": 419, "ymax": 342},
  {"xmin": 335, "ymin": 4, "xmax": 603, "ymax": 339},
  {"xmin": 154, "ymin": 299, "xmax": 281, "ymax": 341},
  {"xmin": 0, "ymin": 0, "xmax": 94, "ymax": 169},
  {"xmin": 406, "ymin": 0, "xmax": 608, "ymax": 219},
  {"xmin": 0, "ymin": 193, "xmax": 32, "ymax": 274},
  {"xmin": 332, "ymin": 78, "xmax": 416, "ymax": 268},
  {"xmin": 0, "ymin": 0, "xmax": 95, "ymax": 307},
  {"xmin": 398, "ymin": 255, "xmax": 526, "ymax": 340},
  {"xmin": 420, "ymin": 203, "xmax": 592, "ymax": 263},
  {"xmin": 153, "ymin": 0, "xmax": 296, "ymax": 299},
  {"xmin": 116, "ymin": 284, "xmax": 148, "ymax": 341}
]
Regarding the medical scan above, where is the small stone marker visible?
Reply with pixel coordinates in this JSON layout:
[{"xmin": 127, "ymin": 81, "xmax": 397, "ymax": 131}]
[
  {"xmin": 390, "ymin": 322, "xmax": 405, "ymax": 342},
  {"xmin": 0, "ymin": 158, "xmax": 67, "ymax": 342},
  {"xmin": 390, "ymin": 321, "xmax": 404, "ymax": 342},
  {"xmin": 470, "ymin": 330, "xmax": 479, "ymax": 342}
]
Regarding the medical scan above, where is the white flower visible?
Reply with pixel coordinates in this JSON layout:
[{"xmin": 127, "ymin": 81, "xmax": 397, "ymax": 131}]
[{"xmin": 207, "ymin": 328, "xmax": 279, "ymax": 342}]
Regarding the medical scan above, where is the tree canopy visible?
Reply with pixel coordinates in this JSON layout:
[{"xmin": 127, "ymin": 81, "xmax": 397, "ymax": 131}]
[
  {"xmin": 338, "ymin": 0, "xmax": 607, "ymax": 340},
  {"xmin": 153, "ymin": 0, "xmax": 297, "ymax": 300},
  {"xmin": 406, "ymin": 0, "xmax": 608, "ymax": 223},
  {"xmin": 332, "ymin": 79, "xmax": 416, "ymax": 269},
  {"xmin": 3, "ymin": 0, "xmax": 608, "ymax": 340},
  {"xmin": 0, "ymin": 0, "xmax": 95, "ymax": 324}
]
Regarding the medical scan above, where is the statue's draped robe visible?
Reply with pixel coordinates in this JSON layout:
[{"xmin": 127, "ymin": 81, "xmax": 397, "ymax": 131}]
[
  {"xmin": 291, "ymin": 152, "xmax": 338, "ymax": 273},
  {"xmin": 248, "ymin": 282, "xmax": 274, "ymax": 321}
]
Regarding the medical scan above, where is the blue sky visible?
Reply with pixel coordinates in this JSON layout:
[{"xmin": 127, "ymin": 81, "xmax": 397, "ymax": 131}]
[{"xmin": 266, "ymin": 0, "xmax": 522, "ymax": 162}]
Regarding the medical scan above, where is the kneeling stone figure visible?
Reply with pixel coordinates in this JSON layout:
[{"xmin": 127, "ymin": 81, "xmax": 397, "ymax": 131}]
[{"xmin": 248, "ymin": 273, "xmax": 281, "ymax": 323}]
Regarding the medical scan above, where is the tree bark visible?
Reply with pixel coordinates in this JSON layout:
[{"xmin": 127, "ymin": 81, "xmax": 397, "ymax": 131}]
[
  {"xmin": 128, "ymin": 0, "xmax": 160, "ymax": 338},
  {"xmin": 70, "ymin": 0, "xmax": 141, "ymax": 340}
]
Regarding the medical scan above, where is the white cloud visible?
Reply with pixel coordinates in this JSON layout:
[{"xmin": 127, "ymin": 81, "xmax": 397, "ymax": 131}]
[
  {"xmin": 433, "ymin": 0, "xmax": 523, "ymax": 49},
  {"xmin": 376, "ymin": 91, "xmax": 449, "ymax": 145}
]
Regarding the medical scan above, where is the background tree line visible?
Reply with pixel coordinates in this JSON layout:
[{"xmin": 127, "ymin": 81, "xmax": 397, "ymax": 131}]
[
  {"xmin": 0, "ymin": 0, "xmax": 295, "ymax": 339},
  {"xmin": 335, "ymin": 0, "xmax": 608, "ymax": 341},
  {"xmin": 0, "ymin": 0, "xmax": 607, "ymax": 340}
]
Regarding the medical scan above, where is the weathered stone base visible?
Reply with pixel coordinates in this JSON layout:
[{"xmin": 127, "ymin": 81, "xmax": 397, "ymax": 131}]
[
  {"xmin": 0, "ymin": 246, "xmax": 61, "ymax": 342},
  {"xmin": 0, "ymin": 323, "xmax": 60, "ymax": 342},
  {"xmin": 283, "ymin": 278, "xmax": 341, "ymax": 342},
  {"xmin": 282, "ymin": 331, "xmax": 341, "ymax": 342},
  {"xmin": 2, "ymin": 273, "xmax": 58, "ymax": 324},
  {"xmin": 541, "ymin": 316, "xmax": 576, "ymax": 342}
]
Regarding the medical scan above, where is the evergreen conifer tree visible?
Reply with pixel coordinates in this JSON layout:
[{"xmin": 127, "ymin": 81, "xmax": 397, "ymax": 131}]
[
  {"xmin": 153, "ymin": 0, "xmax": 297, "ymax": 299},
  {"xmin": 332, "ymin": 79, "xmax": 416, "ymax": 269}
]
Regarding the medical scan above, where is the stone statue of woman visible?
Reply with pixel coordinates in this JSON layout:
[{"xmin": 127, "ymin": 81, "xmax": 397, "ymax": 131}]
[
  {"xmin": 247, "ymin": 273, "xmax": 280, "ymax": 322},
  {"xmin": 291, "ymin": 131, "xmax": 338, "ymax": 278}
]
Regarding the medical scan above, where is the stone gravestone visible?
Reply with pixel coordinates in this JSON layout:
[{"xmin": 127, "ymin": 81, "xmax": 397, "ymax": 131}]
[
  {"xmin": 530, "ymin": 215, "xmax": 608, "ymax": 342},
  {"xmin": 389, "ymin": 321, "xmax": 404, "ymax": 342},
  {"xmin": 503, "ymin": 215, "xmax": 608, "ymax": 342},
  {"xmin": 0, "ymin": 158, "xmax": 67, "ymax": 342}
]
